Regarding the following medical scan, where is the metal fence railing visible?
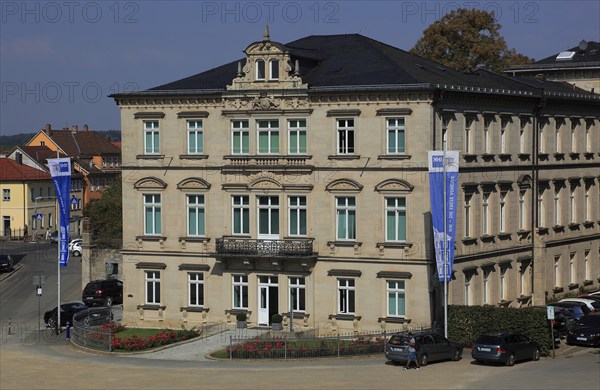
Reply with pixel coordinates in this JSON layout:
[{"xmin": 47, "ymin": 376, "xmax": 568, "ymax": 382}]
[
  {"xmin": 71, "ymin": 307, "xmax": 114, "ymax": 351},
  {"xmin": 227, "ymin": 326, "xmax": 436, "ymax": 359}
]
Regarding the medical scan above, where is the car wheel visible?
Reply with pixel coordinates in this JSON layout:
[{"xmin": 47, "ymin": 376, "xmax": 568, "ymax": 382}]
[
  {"xmin": 532, "ymin": 348, "xmax": 540, "ymax": 361},
  {"xmin": 506, "ymin": 354, "xmax": 515, "ymax": 367},
  {"xmin": 452, "ymin": 348, "xmax": 461, "ymax": 361},
  {"xmin": 419, "ymin": 354, "xmax": 429, "ymax": 366},
  {"xmin": 47, "ymin": 316, "xmax": 57, "ymax": 328},
  {"xmin": 104, "ymin": 297, "xmax": 113, "ymax": 307},
  {"xmin": 73, "ymin": 250, "xmax": 81, "ymax": 257}
]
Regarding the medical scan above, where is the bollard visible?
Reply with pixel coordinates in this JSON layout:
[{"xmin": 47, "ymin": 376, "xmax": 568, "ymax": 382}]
[{"xmin": 65, "ymin": 321, "xmax": 71, "ymax": 339}]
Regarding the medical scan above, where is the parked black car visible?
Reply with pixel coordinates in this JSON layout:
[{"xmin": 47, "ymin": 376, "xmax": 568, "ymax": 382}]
[
  {"xmin": 471, "ymin": 331, "xmax": 540, "ymax": 366},
  {"xmin": 386, "ymin": 331, "xmax": 462, "ymax": 366},
  {"xmin": 50, "ymin": 231, "xmax": 59, "ymax": 244},
  {"xmin": 44, "ymin": 302, "xmax": 88, "ymax": 328},
  {"xmin": 549, "ymin": 301, "xmax": 591, "ymax": 320},
  {"xmin": 82, "ymin": 279, "xmax": 123, "ymax": 306},
  {"xmin": 566, "ymin": 313, "xmax": 600, "ymax": 347},
  {"xmin": 0, "ymin": 254, "xmax": 14, "ymax": 272}
]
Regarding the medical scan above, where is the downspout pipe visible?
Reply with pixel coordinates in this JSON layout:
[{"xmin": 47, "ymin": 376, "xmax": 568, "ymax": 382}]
[{"xmin": 532, "ymin": 93, "xmax": 545, "ymax": 304}]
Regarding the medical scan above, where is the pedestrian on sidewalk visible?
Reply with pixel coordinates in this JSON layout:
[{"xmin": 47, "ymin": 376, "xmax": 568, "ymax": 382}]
[
  {"xmin": 45, "ymin": 227, "xmax": 51, "ymax": 240},
  {"xmin": 404, "ymin": 332, "xmax": 421, "ymax": 370}
]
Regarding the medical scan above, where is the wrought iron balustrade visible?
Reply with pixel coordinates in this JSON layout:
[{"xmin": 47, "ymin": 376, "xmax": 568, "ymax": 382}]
[{"xmin": 215, "ymin": 237, "xmax": 314, "ymax": 257}]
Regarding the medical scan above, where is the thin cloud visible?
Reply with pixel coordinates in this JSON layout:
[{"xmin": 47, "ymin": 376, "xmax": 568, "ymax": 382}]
[{"xmin": 0, "ymin": 37, "xmax": 56, "ymax": 58}]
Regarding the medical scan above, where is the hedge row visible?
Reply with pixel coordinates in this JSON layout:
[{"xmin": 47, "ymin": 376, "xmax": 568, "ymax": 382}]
[{"xmin": 447, "ymin": 305, "xmax": 552, "ymax": 356}]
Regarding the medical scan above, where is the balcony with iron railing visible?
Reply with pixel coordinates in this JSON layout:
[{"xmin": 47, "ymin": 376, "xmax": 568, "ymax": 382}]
[{"xmin": 215, "ymin": 236, "xmax": 316, "ymax": 259}]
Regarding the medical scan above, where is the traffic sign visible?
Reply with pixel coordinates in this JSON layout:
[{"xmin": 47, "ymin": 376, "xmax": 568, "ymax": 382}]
[
  {"xmin": 36, "ymin": 213, "xmax": 43, "ymax": 220},
  {"xmin": 71, "ymin": 197, "xmax": 79, "ymax": 204},
  {"xmin": 547, "ymin": 305, "xmax": 555, "ymax": 320}
]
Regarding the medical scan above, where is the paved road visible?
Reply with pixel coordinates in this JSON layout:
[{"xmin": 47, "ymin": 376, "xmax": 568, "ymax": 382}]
[{"xmin": 1, "ymin": 336, "xmax": 598, "ymax": 390}]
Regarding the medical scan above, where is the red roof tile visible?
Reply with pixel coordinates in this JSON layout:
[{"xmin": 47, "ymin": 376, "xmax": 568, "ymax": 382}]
[{"xmin": 0, "ymin": 158, "xmax": 52, "ymax": 181}]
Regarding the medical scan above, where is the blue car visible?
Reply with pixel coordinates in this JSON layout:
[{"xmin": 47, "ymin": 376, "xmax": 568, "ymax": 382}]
[{"xmin": 472, "ymin": 331, "xmax": 540, "ymax": 366}]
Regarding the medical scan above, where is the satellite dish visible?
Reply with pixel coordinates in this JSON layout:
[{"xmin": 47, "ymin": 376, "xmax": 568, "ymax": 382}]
[{"xmin": 579, "ymin": 40, "xmax": 588, "ymax": 51}]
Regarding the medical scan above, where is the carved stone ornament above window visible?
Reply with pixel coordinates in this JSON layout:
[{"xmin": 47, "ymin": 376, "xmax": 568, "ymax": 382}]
[
  {"xmin": 133, "ymin": 177, "xmax": 167, "ymax": 190},
  {"xmin": 176, "ymin": 177, "xmax": 211, "ymax": 191},
  {"xmin": 374, "ymin": 179, "xmax": 414, "ymax": 193},
  {"xmin": 325, "ymin": 178, "xmax": 363, "ymax": 193}
]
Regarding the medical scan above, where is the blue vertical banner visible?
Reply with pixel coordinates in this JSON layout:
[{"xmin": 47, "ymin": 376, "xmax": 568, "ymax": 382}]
[
  {"xmin": 48, "ymin": 158, "xmax": 71, "ymax": 266},
  {"xmin": 428, "ymin": 151, "xmax": 459, "ymax": 282}
]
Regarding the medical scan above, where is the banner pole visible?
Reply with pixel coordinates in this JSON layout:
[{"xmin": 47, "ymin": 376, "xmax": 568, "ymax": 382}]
[{"xmin": 443, "ymin": 140, "xmax": 448, "ymax": 338}]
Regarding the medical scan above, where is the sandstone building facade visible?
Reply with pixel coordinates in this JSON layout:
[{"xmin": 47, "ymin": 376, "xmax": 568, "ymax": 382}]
[{"xmin": 113, "ymin": 31, "xmax": 600, "ymax": 333}]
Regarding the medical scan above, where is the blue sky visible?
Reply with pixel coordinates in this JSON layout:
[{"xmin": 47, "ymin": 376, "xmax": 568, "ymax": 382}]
[{"xmin": 1, "ymin": 0, "xmax": 599, "ymax": 136}]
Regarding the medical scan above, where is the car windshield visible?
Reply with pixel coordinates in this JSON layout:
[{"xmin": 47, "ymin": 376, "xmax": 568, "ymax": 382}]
[
  {"xmin": 475, "ymin": 335, "xmax": 501, "ymax": 344},
  {"xmin": 388, "ymin": 335, "xmax": 410, "ymax": 345}
]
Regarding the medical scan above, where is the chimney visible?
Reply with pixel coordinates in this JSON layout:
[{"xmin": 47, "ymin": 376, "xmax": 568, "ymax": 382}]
[
  {"xmin": 71, "ymin": 125, "xmax": 78, "ymax": 133},
  {"xmin": 45, "ymin": 123, "xmax": 51, "ymax": 131},
  {"xmin": 83, "ymin": 124, "xmax": 89, "ymax": 132}
]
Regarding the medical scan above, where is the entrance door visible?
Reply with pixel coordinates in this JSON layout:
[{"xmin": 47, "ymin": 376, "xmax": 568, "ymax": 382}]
[
  {"xmin": 2, "ymin": 217, "xmax": 10, "ymax": 237},
  {"xmin": 258, "ymin": 276, "xmax": 278, "ymax": 325}
]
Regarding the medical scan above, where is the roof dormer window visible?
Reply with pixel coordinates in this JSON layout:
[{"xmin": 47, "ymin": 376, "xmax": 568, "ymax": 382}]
[
  {"xmin": 256, "ymin": 59, "xmax": 265, "ymax": 80},
  {"xmin": 269, "ymin": 59, "xmax": 279, "ymax": 80}
]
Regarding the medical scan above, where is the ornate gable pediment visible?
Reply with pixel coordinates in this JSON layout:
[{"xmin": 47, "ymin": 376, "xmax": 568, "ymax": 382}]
[
  {"xmin": 325, "ymin": 178, "xmax": 363, "ymax": 193},
  {"xmin": 176, "ymin": 177, "xmax": 211, "ymax": 191},
  {"xmin": 375, "ymin": 179, "xmax": 414, "ymax": 193},
  {"xmin": 133, "ymin": 177, "xmax": 167, "ymax": 190},
  {"xmin": 227, "ymin": 26, "xmax": 306, "ymax": 91}
]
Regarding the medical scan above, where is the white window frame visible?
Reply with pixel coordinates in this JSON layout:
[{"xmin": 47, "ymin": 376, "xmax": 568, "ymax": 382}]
[
  {"xmin": 337, "ymin": 278, "xmax": 355, "ymax": 315},
  {"xmin": 232, "ymin": 195, "xmax": 250, "ymax": 235},
  {"xmin": 482, "ymin": 192, "xmax": 490, "ymax": 235},
  {"xmin": 269, "ymin": 59, "xmax": 279, "ymax": 80},
  {"xmin": 569, "ymin": 186, "xmax": 576, "ymax": 223},
  {"xmin": 554, "ymin": 256, "xmax": 561, "ymax": 287},
  {"xmin": 584, "ymin": 250, "xmax": 590, "ymax": 280},
  {"xmin": 483, "ymin": 269, "xmax": 490, "ymax": 305},
  {"xmin": 144, "ymin": 120, "xmax": 160, "ymax": 155},
  {"xmin": 500, "ymin": 118, "xmax": 508, "ymax": 154},
  {"xmin": 288, "ymin": 196, "xmax": 307, "ymax": 237},
  {"xmin": 464, "ymin": 193, "xmax": 472, "ymax": 237},
  {"xmin": 2, "ymin": 189, "xmax": 10, "ymax": 201},
  {"xmin": 569, "ymin": 253, "xmax": 575, "ymax": 284},
  {"xmin": 231, "ymin": 120, "xmax": 249, "ymax": 155},
  {"xmin": 143, "ymin": 194, "xmax": 161, "ymax": 236},
  {"xmin": 145, "ymin": 271, "xmax": 161, "ymax": 305},
  {"xmin": 571, "ymin": 122, "xmax": 577, "ymax": 153},
  {"xmin": 539, "ymin": 124, "xmax": 545, "ymax": 153},
  {"xmin": 519, "ymin": 119, "xmax": 527, "ymax": 153},
  {"xmin": 465, "ymin": 273, "xmax": 472, "ymax": 305},
  {"xmin": 387, "ymin": 118, "xmax": 405, "ymax": 155},
  {"xmin": 499, "ymin": 191, "xmax": 507, "ymax": 233},
  {"xmin": 289, "ymin": 277, "xmax": 306, "ymax": 312},
  {"xmin": 288, "ymin": 119, "xmax": 307, "ymax": 154},
  {"xmin": 257, "ymin": 120, "xmax": 279, "ymax": 154},
  {"xmin": 187, "ymin": 195, "xmax": 205, "ymax": 237},
  {"xmin": 499, "ymin": 267, "xmax": 507, "ymax": 300},
  {"xmin": 336, "ymin": 119, "xmax": 355, "ymax": 155},
  {"xmin": 336, "ymin": 196, "xmax": 356, "ymax": 241},
  {"xmin": 554, "ymin": 188, "xmax": 561, "ymax": 226},
  {"xmin": 255, "ymin": 59, "xmax": 265, "ymax": 80},
  {"xmin": 387, "ymin": 280, "xmax": 405, "ymax": 318},
  {"xmin": 584, "ymin": 185, "xmax": 591, "ymax": 221},
  {"xmin": 518, "ymin": 189, "xmax": 526, "ymax": 230},
  {"xmin": 188, "ymin": 272, "xmax": 204, "ymax": 307},
  {"xmin": 232, "ymin": 275, "xmax": 248, "ymax": 309},
  {"xmin": 555, "ymin": 122, "xmax": 561, "ymax": 152},
  {"xmin": 585, "ymin": 122, "xmax": 591, "ymax": 152},
  {"xmin": 385, "ymin": 197, "xmax": 406, "ymax": 242},
  {"xmin": 257, "ymin": 195, "xmax": 279, "ymax": 239},
  {"xmin": 538, "ymin": 188, "xmax": 545, "ymax": 227},
  {"xmin": 465, "ymin": 117, "xmax": 473, "ymax": 154},
  {"xmin": 187, "ymin": 120, "xmax": 204, "ymax": 155},
  {"xmin": 483, "ymin": 117, "xmax": 492, "ymax": 154}
]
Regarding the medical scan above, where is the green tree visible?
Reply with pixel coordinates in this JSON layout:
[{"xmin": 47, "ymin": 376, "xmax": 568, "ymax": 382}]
[
  {"xmin": 83, "ymin": 178, "xmax": 122, "ymax": 237},
  {"xmin": 410, "ymin": 8, "xmax": 533, "ymax": 73}
]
